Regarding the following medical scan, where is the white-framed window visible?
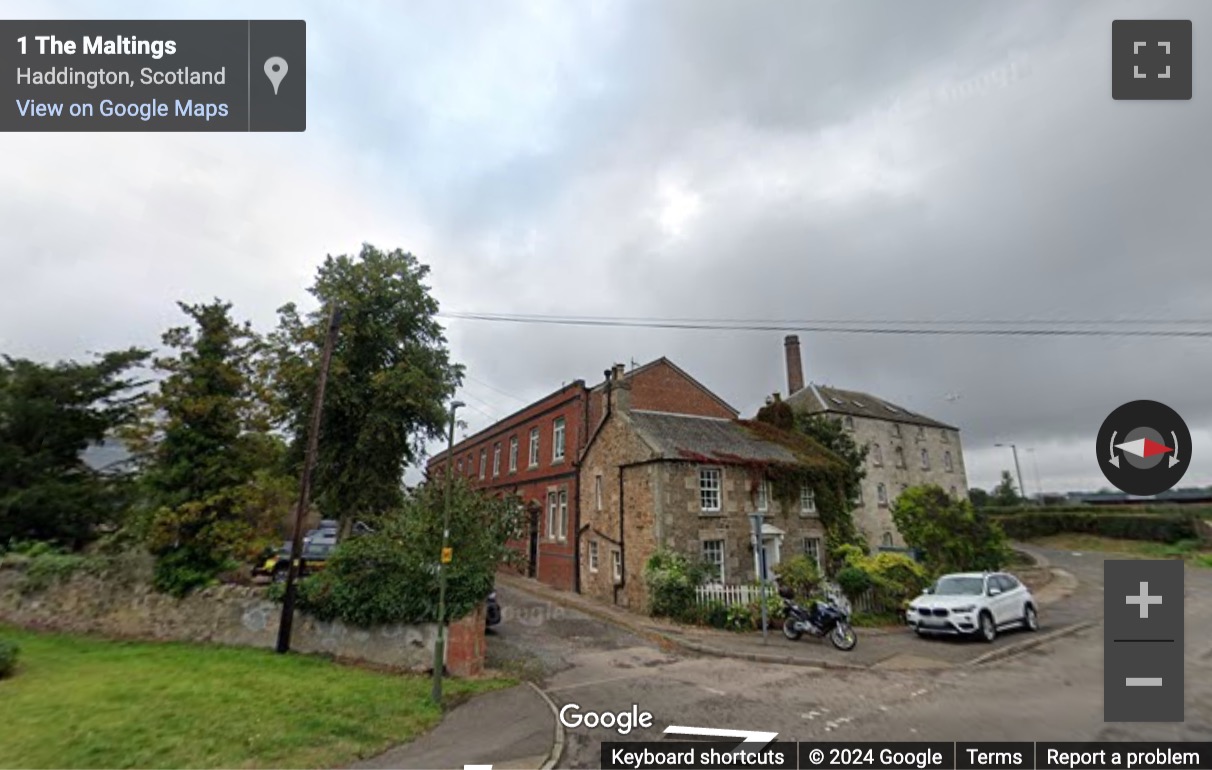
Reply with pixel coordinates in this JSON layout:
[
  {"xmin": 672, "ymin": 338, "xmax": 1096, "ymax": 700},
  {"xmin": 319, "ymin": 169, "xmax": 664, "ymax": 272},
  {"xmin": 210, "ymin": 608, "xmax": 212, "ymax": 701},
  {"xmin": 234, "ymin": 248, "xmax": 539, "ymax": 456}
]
[
  {"xmin": 892, "ymin": 423, "xmax": 902, "ymax": 438},
  {"xmin": 800, "ymin": 483, "xmax": 816, "ymax": 514},
  {"xmin": 802, "ymin": 537, "xmax": 822, "ymax": 571},
  {"xmin": 895, "ymin": 446, "xmax": 906, "ymax": 468},
  {"xmin": 612, "ymin": 549, "xmax": 622, "ymax": 582},
  {"xmin": 756, "ymin": 480, "xmax": 770, "ymax": 512},
  {"xmin": 882, "ymin": 532, "xmax": 894, "ymax": 547},
  {"xmin": 558, "ymin": 489, "xmax": 568, "ymax": 541},
  {"xmin": 509, "ymin": 436, "xmax": 518, "ymax": 473},
  {"xmin": 920, "ymin": 448, "xmax": 930, "ymax": 470},
  {"xmin": 699, "ymin": 467, "xmax": 722, "ymax": 512},
  {"xmin": 546, "ymin": 491, "xmax": 558, "ymax": 540},
  {"xmin": 950, "ymin": 485, "xmax": 958, "ymax": 498},
  {"xmin": 856, "ymin": 485, "xmax": 864, "ymax": 505},
  {"xmin": 877, "ymin": 483, "xmax": 888, "ymax": 507},
  {"xmin": 944, "ymin": 451, "xmax": 953, "ymax": 472},
  {"xmin": 872, "ymin": 443, "xmax": 883, "ymax": 467},
  {"xmin": 493, "ymin": 443, "xmax": 501, "ymax": 477},
  {"xmin": 479, "ymin": 448, "xmax": 486, "ymax": 480},
  {"xmin": 941, "ymin": 429, "xmax": 950, "ymax": 444},
  {"xmin": 456, "ymin": 458, "xmax": 463, "ymax": 474},
  {"xmin": 899, "ymin": 483, "xmax": 908, "ymax": 496},
  {"xmin": 589, "ymin": 540, "xmax": 599, "ymax": 573},
  {"xmin": 595, "ymin": 474, "xmax": 603, "ymax": 511},
  {"xmin": 843, "ymin": 416, "xmax": 855, "ymax": 431},
  {"xmin": 553, "ymin": 418, "xmax": 566, "ymax": 461},
  {"xmin": 701, "ymin": 539, "xmax": 725, "ymax": 583},
  {"xmin": 529, "ymin": 427, "xmax": 540, "ymax": 467},
  {"xmin": 916, "ymin": 425, "xmax": 925, "ymax": 441}
]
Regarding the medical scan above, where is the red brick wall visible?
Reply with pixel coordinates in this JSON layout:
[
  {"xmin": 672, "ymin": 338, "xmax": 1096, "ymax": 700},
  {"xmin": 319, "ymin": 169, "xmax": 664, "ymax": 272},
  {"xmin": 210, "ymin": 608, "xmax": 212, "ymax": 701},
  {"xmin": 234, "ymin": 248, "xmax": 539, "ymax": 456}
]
[
  {"xmin": 629, "ymin": 361, "xmax": 736, "ymax": 418},
  {"xmin": 586, "ymin": 360, "xmax": 736, "ymax": 431},
  {"xmin": 446, "ymin": 603, "xmax": 486, "ymax": 677}
]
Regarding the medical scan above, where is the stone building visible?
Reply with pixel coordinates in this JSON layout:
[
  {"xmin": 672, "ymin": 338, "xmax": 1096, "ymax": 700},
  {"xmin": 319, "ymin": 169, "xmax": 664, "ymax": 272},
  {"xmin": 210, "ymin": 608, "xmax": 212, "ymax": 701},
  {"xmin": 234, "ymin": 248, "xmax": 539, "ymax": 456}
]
[
  {"xmin": 578, "ymin": 366, "xmax": 845, "ymax": 612},
  {"xmin": 427, "ymin": 358, "xmax": 737, "ymax": 592},
  {"xmin": 778, "ymin": 335, "xmax": 970, "ymax": 549}
]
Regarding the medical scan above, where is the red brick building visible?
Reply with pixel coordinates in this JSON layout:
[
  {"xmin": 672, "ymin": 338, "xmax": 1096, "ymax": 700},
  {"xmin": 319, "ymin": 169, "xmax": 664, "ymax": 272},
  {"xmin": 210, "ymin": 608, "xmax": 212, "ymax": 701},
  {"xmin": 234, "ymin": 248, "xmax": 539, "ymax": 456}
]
[{"xmin": 427, "ymin": 358, "xmax": 736, "ymax": 592}]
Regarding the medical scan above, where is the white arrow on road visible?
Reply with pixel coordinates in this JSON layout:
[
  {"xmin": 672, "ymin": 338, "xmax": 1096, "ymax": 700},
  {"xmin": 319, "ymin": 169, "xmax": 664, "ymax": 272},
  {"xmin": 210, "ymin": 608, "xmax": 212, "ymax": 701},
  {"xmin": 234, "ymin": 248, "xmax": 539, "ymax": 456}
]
[{"xmin": 663, "ymin": 725, "xmax": 779, "ymax": 746}]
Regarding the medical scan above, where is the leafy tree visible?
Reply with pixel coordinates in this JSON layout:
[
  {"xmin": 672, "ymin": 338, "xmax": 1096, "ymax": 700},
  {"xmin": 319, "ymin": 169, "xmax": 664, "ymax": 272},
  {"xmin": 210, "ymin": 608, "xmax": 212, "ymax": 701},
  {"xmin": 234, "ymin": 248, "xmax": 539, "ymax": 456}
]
[
  {"xmin": 268, "ymin": 244, "xmax": 463, "ymax": 526},
  {"xmin": 794, "ymin": 413, "xmax": 868, "ymax": 509},
  {"xmin": 789, "ymin": 413, "xmax": 869, "ymax": 565},
  {"xmin": 991, "ymin": 470, "xmax": 1021, "ymax": 507},
  {"xmin": 0, "ymin": 349, "xmax": 149, "ymax": 547},
  {"xmin": 289, "ymin": 477, "xmax": 524, "ymax": 626},
  {"xmin": 136, "ymin": 300, "xmax": 290, "ymax": 595},
  {"xmin": 968, "ymin": 487, "xmax": 991, "ymax": 509},
  {"xmin": 891, "ymin": 484, "xmax": 1009, "ymax": 576}
]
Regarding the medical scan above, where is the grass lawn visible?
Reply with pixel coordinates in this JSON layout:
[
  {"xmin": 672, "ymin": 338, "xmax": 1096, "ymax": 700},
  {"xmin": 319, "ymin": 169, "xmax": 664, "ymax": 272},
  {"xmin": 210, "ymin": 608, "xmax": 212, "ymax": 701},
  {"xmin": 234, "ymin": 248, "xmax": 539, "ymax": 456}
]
[
  {"xmin": 1030, "ymin": 534, "xmax": 1212, "ymax": 568},
  {"xmin": 0, "ymin": 625, "xmax": 513, "ymax": 769}
]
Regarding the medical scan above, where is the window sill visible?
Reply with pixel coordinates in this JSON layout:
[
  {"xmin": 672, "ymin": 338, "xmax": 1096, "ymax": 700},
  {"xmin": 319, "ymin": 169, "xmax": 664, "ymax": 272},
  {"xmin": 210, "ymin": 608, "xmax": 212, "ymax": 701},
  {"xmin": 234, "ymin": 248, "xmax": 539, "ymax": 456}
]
[{"xmin": 699, "ymin": 510, "xmax": 723, "ymax": 516}]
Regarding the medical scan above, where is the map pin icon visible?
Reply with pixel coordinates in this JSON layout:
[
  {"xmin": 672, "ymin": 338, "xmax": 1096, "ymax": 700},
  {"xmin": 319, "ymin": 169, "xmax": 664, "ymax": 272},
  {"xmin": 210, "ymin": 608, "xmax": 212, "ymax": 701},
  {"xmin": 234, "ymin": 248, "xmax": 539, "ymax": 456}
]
[{"xmin": 264, "ymin": 57, "xmax": 288, "ymax": 95}]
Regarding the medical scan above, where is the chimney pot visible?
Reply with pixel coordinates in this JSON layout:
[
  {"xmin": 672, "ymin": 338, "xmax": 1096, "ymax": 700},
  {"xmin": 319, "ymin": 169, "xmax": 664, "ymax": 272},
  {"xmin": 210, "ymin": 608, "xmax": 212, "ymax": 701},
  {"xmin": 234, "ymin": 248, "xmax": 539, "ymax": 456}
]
[{"xmin": 784, "ymin": 335, "xmax": 804, "ymax": 395}]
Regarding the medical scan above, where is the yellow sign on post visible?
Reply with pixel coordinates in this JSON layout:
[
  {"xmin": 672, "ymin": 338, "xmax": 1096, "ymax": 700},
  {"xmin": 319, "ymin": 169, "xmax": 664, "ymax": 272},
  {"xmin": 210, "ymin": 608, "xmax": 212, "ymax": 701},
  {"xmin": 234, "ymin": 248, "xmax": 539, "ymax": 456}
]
[{"xmin": 441, "ymin": 547, "xmax": 453, "ymax": 564}]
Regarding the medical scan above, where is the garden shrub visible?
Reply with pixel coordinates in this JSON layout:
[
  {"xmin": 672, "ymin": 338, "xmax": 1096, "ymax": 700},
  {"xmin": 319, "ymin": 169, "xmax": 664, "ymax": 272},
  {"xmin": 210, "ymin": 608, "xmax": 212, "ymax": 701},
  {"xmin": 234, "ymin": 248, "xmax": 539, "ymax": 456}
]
[
  {"xmin": 0, "ymin": 638, "xmax": 18, "ymax": 678},
  {"xmin": 835, "ymin": 565, "xmax": 872, "ymax": 599},
  {"xmin": 771, "ymin": 554, "xmax": 821, "ymax": 601},
  {"xmin": 892, "ymin": 485, "xmax": 1009, "ymax": 576},
  {"xmin": 644, "ymin": 549, "xmax": 711, "ymax": 620},
  {"xmin": 701, "ymin": 600, "xmax": 730, "ymax": 630},
  {"xmin": 286, "ymin": 478, "xmax": 523, "ymax": 627},
  {"xmin": 20, "ymin": 552, "xmax": 87, "ymax": 594}
]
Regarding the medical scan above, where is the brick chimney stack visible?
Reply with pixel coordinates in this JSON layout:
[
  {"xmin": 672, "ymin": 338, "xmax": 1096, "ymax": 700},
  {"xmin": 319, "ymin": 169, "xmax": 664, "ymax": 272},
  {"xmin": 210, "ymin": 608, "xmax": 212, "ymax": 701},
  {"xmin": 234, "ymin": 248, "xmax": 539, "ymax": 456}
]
[
  {"xmin": 609, "ymin": 363, "xmax": 631, "ymax": 412},
  {"xmin": 784, "ymin": 335, "xmax": 804, "ymax": 395}
]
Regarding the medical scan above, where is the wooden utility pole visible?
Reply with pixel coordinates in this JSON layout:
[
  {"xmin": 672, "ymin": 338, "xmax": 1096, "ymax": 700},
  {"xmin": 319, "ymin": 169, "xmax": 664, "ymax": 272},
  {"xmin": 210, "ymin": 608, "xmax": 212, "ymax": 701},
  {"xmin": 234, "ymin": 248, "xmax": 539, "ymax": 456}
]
[{"xmin": 276, "ymin": 305, "xmax": 341, "ymax": 654}]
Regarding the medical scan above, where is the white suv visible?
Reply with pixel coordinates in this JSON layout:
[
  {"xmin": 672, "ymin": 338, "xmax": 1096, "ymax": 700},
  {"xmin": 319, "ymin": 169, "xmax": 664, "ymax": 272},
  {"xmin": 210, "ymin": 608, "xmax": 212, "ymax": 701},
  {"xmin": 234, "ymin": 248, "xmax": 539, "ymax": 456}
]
[{"xmin": 906, "ymin": 572, "xmax": 1039, "ymax": 642}]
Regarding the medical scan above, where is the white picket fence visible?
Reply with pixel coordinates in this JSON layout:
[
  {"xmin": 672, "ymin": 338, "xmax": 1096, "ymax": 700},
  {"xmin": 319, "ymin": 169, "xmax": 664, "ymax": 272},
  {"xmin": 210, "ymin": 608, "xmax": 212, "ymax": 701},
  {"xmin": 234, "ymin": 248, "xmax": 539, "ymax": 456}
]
[
  {"xmin": 695, "ymin": 580, "xmax": 876, "ymax": 616},
  {"xmin": 694, "ymin": 583, "xmax": 769, "ymax": 607}
]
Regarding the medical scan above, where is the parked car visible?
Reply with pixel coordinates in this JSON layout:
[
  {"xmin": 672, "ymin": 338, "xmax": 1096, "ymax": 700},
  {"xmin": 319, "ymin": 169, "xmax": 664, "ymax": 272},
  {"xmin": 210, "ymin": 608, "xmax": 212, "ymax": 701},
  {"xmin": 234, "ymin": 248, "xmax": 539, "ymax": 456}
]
[
  {"xmin": 486, "ymin": 590, "xmax": 502, "ymax": 628},
  {"xmin": 253, "ymin": 539, "xmax": 336, "ymax": 582},
  {"xmin": 906, "ymin": 571, "xmax": 1039, "ymax": 642}
]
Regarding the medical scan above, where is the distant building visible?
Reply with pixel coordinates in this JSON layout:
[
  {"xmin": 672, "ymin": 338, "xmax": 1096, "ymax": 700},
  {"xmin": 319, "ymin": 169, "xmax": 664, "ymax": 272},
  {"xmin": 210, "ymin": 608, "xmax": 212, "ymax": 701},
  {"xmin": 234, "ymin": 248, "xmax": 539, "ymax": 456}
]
[
  {"xmin": 1065, "ymin": 488, "xmax": 1212, "ymax": 505},
  {"xmin": 577, "ymin": 365, "xmax": 844, "ymax": 611},
  {"xmin": 426, "ymin": 358, "xmax": 738, "ymax": 593},
  {"xmin": 778, "ymin": 335, "xmax": 971, "ymax": 550}
]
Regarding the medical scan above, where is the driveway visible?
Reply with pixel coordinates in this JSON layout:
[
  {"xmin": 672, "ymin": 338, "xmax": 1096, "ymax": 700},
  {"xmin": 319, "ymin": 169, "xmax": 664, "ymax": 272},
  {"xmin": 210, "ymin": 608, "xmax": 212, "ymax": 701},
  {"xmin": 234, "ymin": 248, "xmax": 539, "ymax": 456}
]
[{"xmin": 487, "ymin": 548, "xmax": 1212, "ymax": 768}]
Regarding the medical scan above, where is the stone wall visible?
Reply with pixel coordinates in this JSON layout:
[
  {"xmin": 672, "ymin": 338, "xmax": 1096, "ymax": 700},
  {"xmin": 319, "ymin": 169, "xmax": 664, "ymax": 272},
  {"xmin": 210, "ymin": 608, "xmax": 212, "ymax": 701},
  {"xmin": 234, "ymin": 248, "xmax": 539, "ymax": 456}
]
[
  {"xmin": 849, "ymin": 417, "xmax": 969, "ymax": 549},
  {"xmin": 658, "ymin": 463, "xmax": 827, "ymax": 585},
  {"xmin": 0, "ymin": 568, "xmax": 485, "ymax": 677}
]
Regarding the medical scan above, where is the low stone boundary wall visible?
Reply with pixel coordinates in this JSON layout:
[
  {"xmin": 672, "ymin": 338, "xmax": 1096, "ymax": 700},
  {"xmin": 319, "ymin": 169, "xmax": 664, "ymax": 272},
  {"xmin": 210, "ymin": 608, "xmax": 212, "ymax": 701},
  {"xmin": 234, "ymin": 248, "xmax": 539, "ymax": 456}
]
[{"xmin": 0, "ymin": 570, "xmax": 485, "ymax": 677}]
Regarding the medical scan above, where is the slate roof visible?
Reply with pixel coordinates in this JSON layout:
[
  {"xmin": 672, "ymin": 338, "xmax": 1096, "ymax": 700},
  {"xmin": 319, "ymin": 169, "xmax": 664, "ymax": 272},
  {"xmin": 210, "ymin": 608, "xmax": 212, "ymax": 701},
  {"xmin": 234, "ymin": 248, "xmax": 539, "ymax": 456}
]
[
  {"xmin": 784, "ymin": 383, "xmax": 957, "ymax": 431},
  {"xmin": 627, "ymin": 410, "xmax": 840, "ymax": 470}
]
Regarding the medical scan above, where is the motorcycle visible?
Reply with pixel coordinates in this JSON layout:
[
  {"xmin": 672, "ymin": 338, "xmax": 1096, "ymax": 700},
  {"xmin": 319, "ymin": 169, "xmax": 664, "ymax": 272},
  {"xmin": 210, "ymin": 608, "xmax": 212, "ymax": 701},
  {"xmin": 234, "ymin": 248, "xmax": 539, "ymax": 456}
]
[{"xmin": 777, "ymin": 586, "xmax": 858, "ymax": 651}]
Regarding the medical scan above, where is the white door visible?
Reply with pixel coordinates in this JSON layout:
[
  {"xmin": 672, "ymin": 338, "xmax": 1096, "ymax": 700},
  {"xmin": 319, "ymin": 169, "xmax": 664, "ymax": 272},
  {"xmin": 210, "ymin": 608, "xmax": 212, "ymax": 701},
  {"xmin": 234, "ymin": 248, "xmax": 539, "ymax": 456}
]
[{"xmin": 754, "ymin": 536, "xmax": 781, "ymax": 581}]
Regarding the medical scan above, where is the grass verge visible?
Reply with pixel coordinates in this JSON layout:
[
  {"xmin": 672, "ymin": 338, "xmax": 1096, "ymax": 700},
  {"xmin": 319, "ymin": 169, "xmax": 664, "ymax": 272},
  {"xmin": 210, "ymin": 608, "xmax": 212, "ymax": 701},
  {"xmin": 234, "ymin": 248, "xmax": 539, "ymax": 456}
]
[
  {"xmin": 0, "ymin": 625, "xmax": 513, "ymax": 769},
  {"xmin": 1029, "ymin": 534, "xmax": 1212, "ymax": 566}
]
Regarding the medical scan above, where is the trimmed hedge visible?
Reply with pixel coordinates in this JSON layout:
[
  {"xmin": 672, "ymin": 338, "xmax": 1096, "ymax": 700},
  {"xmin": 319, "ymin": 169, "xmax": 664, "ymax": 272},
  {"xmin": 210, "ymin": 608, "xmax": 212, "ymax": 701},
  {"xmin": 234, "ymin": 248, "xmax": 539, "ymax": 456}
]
[{"xmin": 993, "ymin": 510, "xmax": 1198, "ymax": 543}]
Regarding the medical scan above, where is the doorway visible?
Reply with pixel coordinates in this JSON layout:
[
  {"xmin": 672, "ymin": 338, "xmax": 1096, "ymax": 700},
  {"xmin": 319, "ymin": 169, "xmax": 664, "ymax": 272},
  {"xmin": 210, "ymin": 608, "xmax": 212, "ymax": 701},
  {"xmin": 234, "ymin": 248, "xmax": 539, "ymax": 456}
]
[{"xmin": 527, "ymin": 504, "xmax": 539, "ymax": 578}]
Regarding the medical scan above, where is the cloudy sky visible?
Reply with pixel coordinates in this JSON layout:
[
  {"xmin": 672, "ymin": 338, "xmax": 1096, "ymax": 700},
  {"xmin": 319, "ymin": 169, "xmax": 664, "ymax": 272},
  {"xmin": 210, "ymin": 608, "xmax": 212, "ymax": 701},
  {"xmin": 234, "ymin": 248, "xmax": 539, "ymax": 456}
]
[{"xmin": 3, "ymin": 0, "xmax": 1210, "ymax": 494}]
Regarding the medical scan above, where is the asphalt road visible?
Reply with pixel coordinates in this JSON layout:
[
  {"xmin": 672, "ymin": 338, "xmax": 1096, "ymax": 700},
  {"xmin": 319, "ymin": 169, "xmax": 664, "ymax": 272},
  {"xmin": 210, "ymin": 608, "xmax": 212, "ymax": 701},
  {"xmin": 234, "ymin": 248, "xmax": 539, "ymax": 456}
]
[{"xmin": 487, "ymin": 547, "xmax": 1212, "ymax": 768}]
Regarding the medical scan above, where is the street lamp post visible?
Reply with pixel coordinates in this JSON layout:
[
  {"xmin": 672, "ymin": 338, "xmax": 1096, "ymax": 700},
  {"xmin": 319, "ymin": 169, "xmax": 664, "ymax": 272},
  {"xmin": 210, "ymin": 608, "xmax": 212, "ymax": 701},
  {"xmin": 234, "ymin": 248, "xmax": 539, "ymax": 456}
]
[
  {"xmin": 1026, "ymin": 447, "xmax": 1043, "ymax": 498},
  {"xmin": 995, "ymin": 443, "xmax": 1027, "ymax": 503},
  {"xmin": 431, "ymin": 399, "xmax": 464, "ymax": 704}
]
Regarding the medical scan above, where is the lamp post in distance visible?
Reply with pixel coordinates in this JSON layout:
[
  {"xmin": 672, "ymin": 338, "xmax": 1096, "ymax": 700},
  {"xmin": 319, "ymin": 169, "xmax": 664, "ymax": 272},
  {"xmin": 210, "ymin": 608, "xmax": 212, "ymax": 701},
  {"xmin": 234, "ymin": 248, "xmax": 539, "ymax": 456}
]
[{"xmin": 432, "ymin": 399, "xmax": 464, "ymax": 703}]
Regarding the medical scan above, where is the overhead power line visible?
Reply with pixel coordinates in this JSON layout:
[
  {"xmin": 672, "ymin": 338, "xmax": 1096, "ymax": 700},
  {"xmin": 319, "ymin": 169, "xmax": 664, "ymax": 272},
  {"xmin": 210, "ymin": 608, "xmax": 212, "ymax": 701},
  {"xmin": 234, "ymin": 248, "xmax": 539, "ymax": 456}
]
[{"xmin": 438, "ymin": 311, "xmax": 1212, "ymax": 339}]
